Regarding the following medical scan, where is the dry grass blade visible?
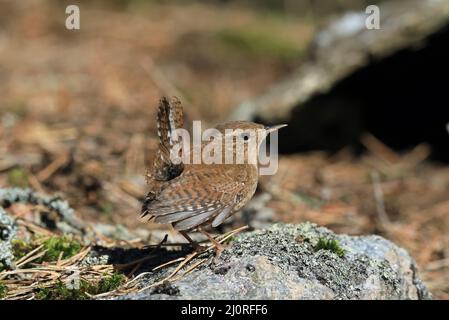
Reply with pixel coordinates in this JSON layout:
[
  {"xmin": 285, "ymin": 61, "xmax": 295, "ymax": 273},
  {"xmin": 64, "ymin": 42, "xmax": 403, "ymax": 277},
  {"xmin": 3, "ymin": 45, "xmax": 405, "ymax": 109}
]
[
  {"xmin": 216, "ymin": 225, "xmax": 248, "ymax": 243},
  {"xmin": 2, "ymin": 262, "xmax": 116, "ymax": 300},
  {"xmin": 370, "ymin": 171, "xmax": 391, "ymax": 232},
  {"xmin": 122, "ymin": 272, "xmax": 153, "ymax": 290},
  {"xmin": 1, "ymin": 269, "xmax": 61, "ymax": 276},
  {"xmin": 16, "ymin": 250, "xmax": 48, "ymax": 269},
  {"xmin": 17, "ymin": 219, "xmax": 55, "ymax": 236},
  {"xmin": 36, "ymin": 151, "xmax": 70, "ymax": 182},
  {"xmin": 181, "ymin": 258, "xmax": 206, "ymax": 276},
  {"xmin": 162, "ymin": 251, "xmax": 198, "ymax": 282},
  {"xmin": 151, "ymin": 257, "xmax": 185, "ymax": 271},
  {"xmin": 59, "ymin": 247, "xmax": 91, "ymax": 266},
  {"xmin": 14, "ymin": 244, "xmax": 45, "ymax": 267}
]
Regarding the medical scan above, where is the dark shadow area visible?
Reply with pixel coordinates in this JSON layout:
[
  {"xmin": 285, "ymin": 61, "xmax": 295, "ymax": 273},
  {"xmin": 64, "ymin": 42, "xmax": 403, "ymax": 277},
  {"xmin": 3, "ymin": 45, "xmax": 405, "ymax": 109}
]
[
  {"xmin": 92, "ymin": 245, "xmax": 194, "ymax": 275},
  {"xmin": 273, "ymin": 24, "xmax": 449, "ymax": 161}
]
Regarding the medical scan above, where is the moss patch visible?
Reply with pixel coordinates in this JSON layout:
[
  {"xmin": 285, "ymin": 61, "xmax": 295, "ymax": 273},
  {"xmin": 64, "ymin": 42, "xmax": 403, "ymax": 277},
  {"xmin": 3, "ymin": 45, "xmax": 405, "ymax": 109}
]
[
  {"xmin": 223, "ymin": 235, "xmax": 236, "ymax": 245},
  {"xmin": 7, "ymin": 235, "xmax": 124, "ymax": 300},
  {"xmin": 0, "ymin": 282, "xmax": 7, "ymax": 299},
  {"xmin": 314, "ymin": 237, "xmax": 346, "ymax": 258},
  {"xmin": 97, "ymin": 273, "xmax": 125, "ymax": 293},
  {"xmin": 11, "ymin": 239, "xmax": 34, "ymax": 260},
  {"xmin": 35, "ymin": 281, "xmax": 91, "ymax": 300},
  {"xmin": 35, "ymin": 273, "xmax": 125, "ymax": 300},
  {"xmin": 12, "ymin": 236, "xmax": 82, "ymax": 265},
  {"xmin": 40, "ymin": 236, "xmax": 82, "ymax": 262}
]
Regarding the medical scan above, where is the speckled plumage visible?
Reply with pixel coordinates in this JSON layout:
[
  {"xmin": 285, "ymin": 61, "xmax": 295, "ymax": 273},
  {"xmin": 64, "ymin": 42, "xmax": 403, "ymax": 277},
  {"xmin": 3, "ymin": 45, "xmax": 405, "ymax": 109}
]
[{"xmin": 142, "ymin": 97, "xmax": 284, "ymax": 232}]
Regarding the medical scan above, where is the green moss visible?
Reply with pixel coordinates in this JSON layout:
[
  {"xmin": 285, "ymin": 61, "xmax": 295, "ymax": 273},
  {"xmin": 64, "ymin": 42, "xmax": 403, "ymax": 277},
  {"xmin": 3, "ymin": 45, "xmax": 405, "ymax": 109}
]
[
  {"xmin": 7, "ymin": 167, "xmax": 29, "ymax": 188},
  {"xmin": 12, "ymin": 239, "xmax": 34, "ymax": 260},
  {"xmin": 12, "ymin": 236, "xmax": 81, "ymax": 265},
  {"xmin": 314, "ymin": 237, "xmax": 346, "ymax": 258},
  {"xmin": 0, "ymin": 282, "xmax": 7, "ymax": 299},
  {"xmin": 223, "ymin": 236, "xmax": 236, "ymax": 245},
  {"xmin": 40, "ymin": 236, "xmax": 82, "ymax": 262},
  {"xmin": 216, "ymin": 28, "xmax": 303, "ymax": 61},
  {"xmin": 97, "ymin": 273, "xmax": 125, "ymax": 292},
  {"xmin": 35, "ymin": 281, "xmax": 91, "ymax": 300},
  {"xmin": 35, "ymin": 273, "xmax": 125, "ymax": 300}
]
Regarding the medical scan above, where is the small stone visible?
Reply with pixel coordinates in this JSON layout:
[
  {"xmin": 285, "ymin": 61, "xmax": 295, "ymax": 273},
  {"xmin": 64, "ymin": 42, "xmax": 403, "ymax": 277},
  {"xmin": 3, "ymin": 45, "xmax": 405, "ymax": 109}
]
[
  {"xmin": 151, "ymin": 281, "xmax": 180, "ymax": 296},
  {"xmin": 246, "ymin": 264, "xmax": 256, "ymax": 272},
  {"xmin": 213, "ymin": 264, "xmax": 231, "ymax": 275}
]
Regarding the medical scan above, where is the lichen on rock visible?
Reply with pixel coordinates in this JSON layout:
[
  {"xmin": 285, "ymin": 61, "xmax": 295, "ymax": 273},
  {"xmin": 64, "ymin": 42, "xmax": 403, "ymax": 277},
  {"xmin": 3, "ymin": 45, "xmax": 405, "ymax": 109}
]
[
  {"xmin": 0, "ymin": 187, "xmax": 85, "ymax": 234},
  {"xmin": 117, "ymin": 223, "xmax": 431, "ymax": 300},
  {"xmin": 0, "ymin": 207, "xmax": 16, "ymax": 270}
]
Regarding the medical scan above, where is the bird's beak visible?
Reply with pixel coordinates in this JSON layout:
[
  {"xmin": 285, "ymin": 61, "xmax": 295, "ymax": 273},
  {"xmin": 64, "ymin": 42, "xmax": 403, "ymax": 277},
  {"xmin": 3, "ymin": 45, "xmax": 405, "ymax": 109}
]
[{"xmin": 265, "ymin": 124, "xmax": 288, "ymax": 133}]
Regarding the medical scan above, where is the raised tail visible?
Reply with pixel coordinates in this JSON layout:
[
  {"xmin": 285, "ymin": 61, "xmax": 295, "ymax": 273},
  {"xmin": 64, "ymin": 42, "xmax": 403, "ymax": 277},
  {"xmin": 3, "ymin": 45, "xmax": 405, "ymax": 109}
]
[
  {"xmin": 152, "ymin": 96, "xmax": 184, "ymax": 181},
  {"xmin": 142, "ymin": 96, "xmax": 185, "ymax": 217}
]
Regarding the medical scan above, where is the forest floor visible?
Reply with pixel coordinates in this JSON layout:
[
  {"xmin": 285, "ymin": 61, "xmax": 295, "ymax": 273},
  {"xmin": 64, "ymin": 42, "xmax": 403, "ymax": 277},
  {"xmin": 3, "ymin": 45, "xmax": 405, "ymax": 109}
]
[{"xmin": 0, "ymin": 1, "xmax": 448, "ymax": 298}]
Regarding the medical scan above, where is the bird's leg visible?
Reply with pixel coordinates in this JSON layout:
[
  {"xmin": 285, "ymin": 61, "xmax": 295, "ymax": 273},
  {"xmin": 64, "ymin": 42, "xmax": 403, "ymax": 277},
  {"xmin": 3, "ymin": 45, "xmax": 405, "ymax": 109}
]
[
  {"xmin": 199, "ymin": 228, "xmax": 227, "ymax": 262},
  {"xmin": 179, "ymin": 231, "xmax": 203, "ymax": 252},
  {"xmin": 179, "ymin": 230, "xmax": 195, "ymax": 244}
]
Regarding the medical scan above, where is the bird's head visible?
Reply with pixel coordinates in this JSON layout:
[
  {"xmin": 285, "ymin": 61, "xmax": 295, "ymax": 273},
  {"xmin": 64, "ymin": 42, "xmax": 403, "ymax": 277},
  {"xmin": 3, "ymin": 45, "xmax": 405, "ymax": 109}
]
[{"xmin": 212, "ymin": 121, "xmax": 287, "ymax": 165}]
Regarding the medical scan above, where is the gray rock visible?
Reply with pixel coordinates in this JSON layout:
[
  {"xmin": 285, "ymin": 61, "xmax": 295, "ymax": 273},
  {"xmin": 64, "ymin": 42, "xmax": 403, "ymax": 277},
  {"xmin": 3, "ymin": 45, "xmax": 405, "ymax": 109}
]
[
  {"xmin": 115, "ymin": 223, "xmax": 431, "ymax": 300},
  {"xmin": 0, "ymin": 207, "xmax": 16, "ymax": 269},
  {"xmin": 0, "ymin": 187, "xmax": 85, "ymax": 234}
]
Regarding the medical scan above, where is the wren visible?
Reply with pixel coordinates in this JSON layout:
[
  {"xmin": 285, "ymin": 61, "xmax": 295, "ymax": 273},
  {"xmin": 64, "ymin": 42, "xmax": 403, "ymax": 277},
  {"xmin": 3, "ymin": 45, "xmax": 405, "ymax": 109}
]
[{"xmin": 141, "ymin": 96, "xmax": 286, "ymax": 244}]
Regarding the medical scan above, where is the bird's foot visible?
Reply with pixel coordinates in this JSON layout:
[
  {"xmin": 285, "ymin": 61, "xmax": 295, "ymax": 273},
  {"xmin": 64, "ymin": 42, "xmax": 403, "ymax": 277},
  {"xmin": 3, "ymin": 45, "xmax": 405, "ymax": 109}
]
[{"xmin": 199, "ymin": 228, "xmax": 228, "ymax": 263}]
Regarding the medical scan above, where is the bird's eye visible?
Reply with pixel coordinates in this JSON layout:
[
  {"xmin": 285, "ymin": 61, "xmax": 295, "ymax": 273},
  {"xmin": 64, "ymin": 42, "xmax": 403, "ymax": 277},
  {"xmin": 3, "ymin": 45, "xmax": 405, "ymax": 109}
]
[{"xmin": 241, "ymin": 133, "xmax": 250, "ymax": 141}]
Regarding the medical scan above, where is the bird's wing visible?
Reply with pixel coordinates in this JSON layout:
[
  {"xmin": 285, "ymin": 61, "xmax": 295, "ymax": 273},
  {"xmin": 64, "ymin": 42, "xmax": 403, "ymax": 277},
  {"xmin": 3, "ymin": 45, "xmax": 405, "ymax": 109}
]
[
  {"xmin": 152, "ymin": 96, "xmax": 184, "ymax": 181},
  {"xmin": 144, "ymin": 166, "xmax": 247, "ymax": 230}
]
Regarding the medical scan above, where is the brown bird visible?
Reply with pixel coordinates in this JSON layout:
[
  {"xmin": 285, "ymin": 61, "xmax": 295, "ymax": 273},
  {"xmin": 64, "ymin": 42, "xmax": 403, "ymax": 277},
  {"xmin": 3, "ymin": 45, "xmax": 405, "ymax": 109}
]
[{"xmin": 142, "ymin": 96, "xmax": 286, "ymax": 250}]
